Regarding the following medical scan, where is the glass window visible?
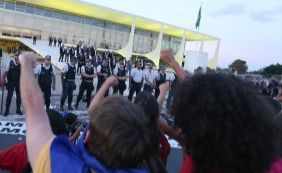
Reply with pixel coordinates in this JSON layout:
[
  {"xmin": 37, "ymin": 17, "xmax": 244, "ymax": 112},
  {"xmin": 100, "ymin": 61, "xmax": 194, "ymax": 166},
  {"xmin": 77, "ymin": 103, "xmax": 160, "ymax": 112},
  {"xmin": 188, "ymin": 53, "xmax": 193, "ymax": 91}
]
[
  {"xmin": 0, "ymin": 1, "xmax": 5, "ymax": 8},
  {"xmin": 15, "ymin": 3, "xmax": 25, "ymax": 12},
  {"xmin": 5, "ymin": 1, "xmax": 15, "ymax": 10},
  {"xmin": 25, "ymin": 6, "xmax": 34, "ymax": 14},
  {"xmin": 34, "ymin": 7, "xmax": 43, "ymax": 15},
  {"xmin": 53, "ymin": 11, "xmax": 63, "ymax": 19},
  {"xmin": 44, "ymin": 9, "xmax": 53, "ymax": 17},
  {"xmin": 62, "ymin": 13, "xmax": 69, "ymax": 21}
]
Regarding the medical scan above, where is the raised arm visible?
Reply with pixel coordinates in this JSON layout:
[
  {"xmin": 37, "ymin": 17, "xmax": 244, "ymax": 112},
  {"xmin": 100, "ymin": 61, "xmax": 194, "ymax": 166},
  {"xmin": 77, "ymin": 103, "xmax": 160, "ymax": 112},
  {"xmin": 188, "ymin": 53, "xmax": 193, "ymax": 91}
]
[
  {"xmin": 160, "ymin": 49, "xmax": 187, "ymax": 81},
  {"xmin": 87, "ymin": 76, "xmax": 118, "ymax": 116},
  {"xmin": 19, "ymin": 52, "xmax": 54, "ymax": 168},
  {"xmin": 157, "ymin": 81, "xmax": 182, "ymax": 141}
]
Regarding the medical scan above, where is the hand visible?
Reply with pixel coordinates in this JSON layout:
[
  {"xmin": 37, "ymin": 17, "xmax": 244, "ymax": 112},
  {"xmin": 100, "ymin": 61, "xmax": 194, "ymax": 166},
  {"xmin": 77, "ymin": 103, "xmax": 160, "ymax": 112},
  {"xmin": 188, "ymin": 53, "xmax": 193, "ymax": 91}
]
[
  {"xmin": 160, "ymin": 49, "xmax": 176, "ymax": 66},
  {"xmin": 105, "ymin": 76, "xmax": 118, "ymax": 87},
  {"xmin": 19, "ymin": 52, "xmax": 37, "ymax": 67}
]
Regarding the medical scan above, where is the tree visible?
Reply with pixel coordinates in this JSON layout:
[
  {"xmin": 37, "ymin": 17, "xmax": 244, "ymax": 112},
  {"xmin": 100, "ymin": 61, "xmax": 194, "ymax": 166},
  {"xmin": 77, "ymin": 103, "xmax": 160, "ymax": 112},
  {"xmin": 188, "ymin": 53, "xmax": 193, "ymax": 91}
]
[
  {"xmin": 262, "ymin": 63, "xmax": 282, "ymax": 75},
  {"xmin": 229, "ymin": 59, "xmax": 248, "ymax": 74}
]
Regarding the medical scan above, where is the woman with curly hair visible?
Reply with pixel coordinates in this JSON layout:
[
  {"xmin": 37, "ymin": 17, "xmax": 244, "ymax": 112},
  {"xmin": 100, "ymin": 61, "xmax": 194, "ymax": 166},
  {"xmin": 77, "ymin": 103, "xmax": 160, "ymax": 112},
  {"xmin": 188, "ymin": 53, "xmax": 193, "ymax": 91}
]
[{"xmin": 160, "ymin": 49, "xmax": 282, "ymax": 173}]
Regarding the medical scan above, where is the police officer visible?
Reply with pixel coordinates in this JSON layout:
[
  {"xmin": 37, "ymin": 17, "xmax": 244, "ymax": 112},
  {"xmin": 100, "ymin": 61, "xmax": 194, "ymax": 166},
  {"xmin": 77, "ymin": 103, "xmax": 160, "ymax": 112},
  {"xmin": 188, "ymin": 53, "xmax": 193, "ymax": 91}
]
[
  {"xmin": 96, "ymin": 58, "xmax": 110, "ymax": 96},
  {"xmin": 113, "ymin": 61, "xmax": 127, "ymax": 95},
  {"xmin": 75, "ymin": 58, "xmax": 96, "ymax": 109},
  {"xmin": 60, "ymin": 57, "xmax": 77, "ymax": 111},
  {"xmin": 128, "ymin": 62, "xmax": 143, "ymax": 101},
  {"xmin": 143, "ymin": 63, "xmax": 156, "ymax": 93},
  {"xmin": 34, "ymin": 55, "xmax": 56, "ymax": 110},
  {"xmin": 1, "ymin": 53, "xmax": 23, "ymax": 116},
  {"xmin": 155, "ymin": 65, "xmax": 166, "ymax": 98}
]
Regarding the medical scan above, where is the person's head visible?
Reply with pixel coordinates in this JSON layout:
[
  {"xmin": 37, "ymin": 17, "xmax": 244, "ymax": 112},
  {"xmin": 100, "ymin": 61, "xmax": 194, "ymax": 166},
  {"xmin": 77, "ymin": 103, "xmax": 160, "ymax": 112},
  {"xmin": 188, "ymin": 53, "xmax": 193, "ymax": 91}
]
[
  {"xmin": 102, "ymin": 58, "xmax": 108, "ymax": 66},
  {"xmin": 70, "ymin": 57, "xmax": 77, "ymax": 65},
  {"xmin": 264, "ymin": 96, "xmax": 281, "ymax": 115},
  {"xmin": 194, "ymin": 66, "xmax": 203, "ymax": 74},
  {"xmin": 148, "ymin": 63, "xmax": 153, "ymax": 71},
  {"xmin": 46, "ymin": 109, "xmax": 68, "ymax": 135},
  {"xmin": 85, "ymin": 58, "xmax": 92, "ymax": 67},
  {"xmin": 172, "ymin": 73, "xmax": 278, "ymax": 173},
  {"xmin": 134, "ymin": 91, "xmax": 159, "ymax": 126},
  {"xmin": 159, "ymin": 65, "xmax": 166, "ymax": 73},
  {"xmin": 14, "ymin": 52, "xmax": 20, "ymax": 65},
  {"xmin": 44, "ymin": 55, "xmax": 51, "ymax": 66},
  {"xmin": 119, "ymin": 61, "xmax": 125, "ymax": 69},
  {"xmin": 87, "ymin": 96, "xmax": 153, "ymax": 168},
  {"xmin": 136, "ymin": 62, "xmax": 142, "ymax": 69}
]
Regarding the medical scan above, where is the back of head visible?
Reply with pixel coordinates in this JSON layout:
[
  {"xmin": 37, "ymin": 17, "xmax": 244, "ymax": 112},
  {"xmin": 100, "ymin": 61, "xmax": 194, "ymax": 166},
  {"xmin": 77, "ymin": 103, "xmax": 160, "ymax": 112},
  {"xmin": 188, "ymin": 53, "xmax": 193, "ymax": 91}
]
[
  {"xmin": 88, "ymin": 96, "xmax": 153, "ymax": 169},
  {"xmin": 172, "ymin": 73, "xmax": 278, "ymax": 173},
  {"xmin": 47, "ymin": 109, "xmax": 68, "ymax": 136},
  {"xmin": 134, "ymin": 91, "xmax": 161, "ymax": 156},
  {"xmin": 134, "ymin": 91, "xmax": 159, "ymax": 125}
]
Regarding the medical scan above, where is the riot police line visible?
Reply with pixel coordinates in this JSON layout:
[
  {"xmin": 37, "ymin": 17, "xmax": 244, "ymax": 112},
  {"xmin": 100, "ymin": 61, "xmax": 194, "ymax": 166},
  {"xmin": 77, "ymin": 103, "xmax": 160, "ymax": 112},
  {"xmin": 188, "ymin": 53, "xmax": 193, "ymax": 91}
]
[{"xmin": 0, "ymin": 51, "xmax": 176, "ymax": 116}]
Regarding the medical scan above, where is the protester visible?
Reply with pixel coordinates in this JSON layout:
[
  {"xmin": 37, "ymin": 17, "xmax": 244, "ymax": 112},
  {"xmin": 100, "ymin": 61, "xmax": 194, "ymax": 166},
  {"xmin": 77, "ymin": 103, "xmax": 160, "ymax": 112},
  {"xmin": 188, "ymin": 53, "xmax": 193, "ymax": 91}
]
[
  {"xmin": 134, "ymin": 91, "xmax": 170, "ymax": 169},
  {"xmin": 160, "ymin": 49, "xmax": 282, "ymax": 173},
  {"xmin": 0, "ymin": 109, "xmax": 81, "ymax": 173},
  {"xmin": 34, "ymin": 55, "xmax": 56, "ymax": 110},
  {"xmin": 19, "ymin": 52, "xmax": 154, "ymax": 173},
  {"xmin": 1, "ymin": 52, "xmax": 23, "ymax": 116}
]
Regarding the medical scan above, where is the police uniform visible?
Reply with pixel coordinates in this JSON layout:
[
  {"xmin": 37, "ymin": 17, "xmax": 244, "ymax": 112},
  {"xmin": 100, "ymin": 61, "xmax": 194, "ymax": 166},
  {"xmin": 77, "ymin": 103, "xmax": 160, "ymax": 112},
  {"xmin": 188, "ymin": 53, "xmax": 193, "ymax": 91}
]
[
  {"xmin": 155, "ymin": 70, "xmax": 166, "ymax": 98},
  {"xmin": 60, "ymin": 61, "xmax": 76, "ymax": 111},
  {"xmin": 4, "ymin": 59, "xmax": 22, "ymax": 116},
  {"xmin": 113, "ymin": 65, "xmax": 127, "ymax": 95},
  {"xmin": 75, "ymin": 64, "xmax": 95, "ymax": 109},
  {"xmin": 35, "ymin": 61, "xmax": 56, "ymax": 110},
  {"xmin": 128, "ymin": 67, "xmax": 143, "ymax": 101},
  {"xmin": 143, "ymin": 69, "xmax": 156, "ymax": 93},
  {"xmin": 96, "ymin": 63, "xmax": 110, "ymax": 96}
]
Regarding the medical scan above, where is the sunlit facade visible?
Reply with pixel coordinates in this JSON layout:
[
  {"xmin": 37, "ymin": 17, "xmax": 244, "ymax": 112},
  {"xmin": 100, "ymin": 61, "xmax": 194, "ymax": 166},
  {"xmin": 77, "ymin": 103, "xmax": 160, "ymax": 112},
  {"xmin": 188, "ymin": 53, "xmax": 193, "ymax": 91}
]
[{"xmin": 0, "ymin": 0, "xmax": 219, "ymax": 67}]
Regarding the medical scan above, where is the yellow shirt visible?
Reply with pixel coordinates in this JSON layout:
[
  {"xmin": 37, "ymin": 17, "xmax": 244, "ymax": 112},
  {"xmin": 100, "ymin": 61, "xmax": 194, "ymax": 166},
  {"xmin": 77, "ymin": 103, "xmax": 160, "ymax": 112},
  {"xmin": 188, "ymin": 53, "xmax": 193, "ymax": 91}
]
[{"xmin": 33, "ymin": 136, "xmax": 55, "ymax": 173}]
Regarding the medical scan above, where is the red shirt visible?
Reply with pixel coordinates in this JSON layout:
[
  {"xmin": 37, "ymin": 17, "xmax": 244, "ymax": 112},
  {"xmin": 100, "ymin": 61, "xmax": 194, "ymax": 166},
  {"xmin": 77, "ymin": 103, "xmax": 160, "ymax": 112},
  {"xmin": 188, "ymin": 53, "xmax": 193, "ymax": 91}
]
[
  {"xmin": 180, "ymin": 155, "xmax": 282, "ymax": 173},
  {"xmin": 159, "ymin": 132, "xmax": 171, "ymax": 165},
  {"xmin": 0, "ymin": 143, "xmax": 29, "ymax": 173}
]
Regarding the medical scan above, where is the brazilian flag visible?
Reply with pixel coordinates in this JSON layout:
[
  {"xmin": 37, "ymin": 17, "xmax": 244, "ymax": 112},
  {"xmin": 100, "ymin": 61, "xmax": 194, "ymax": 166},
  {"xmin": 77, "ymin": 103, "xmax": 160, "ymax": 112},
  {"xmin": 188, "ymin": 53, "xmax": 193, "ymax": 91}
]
[{"xmin": 195, "ymin": 6, "xmax": 202, "ymax": 30}]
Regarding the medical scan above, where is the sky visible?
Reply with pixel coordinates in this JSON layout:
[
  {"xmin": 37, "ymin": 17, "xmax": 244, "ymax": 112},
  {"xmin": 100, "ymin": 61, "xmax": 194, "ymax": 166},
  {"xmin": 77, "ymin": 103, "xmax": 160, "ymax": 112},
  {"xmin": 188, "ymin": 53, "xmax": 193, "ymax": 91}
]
[{"xmin": 82, "ymin": 0, "xmax": 282, "ymax": 71}]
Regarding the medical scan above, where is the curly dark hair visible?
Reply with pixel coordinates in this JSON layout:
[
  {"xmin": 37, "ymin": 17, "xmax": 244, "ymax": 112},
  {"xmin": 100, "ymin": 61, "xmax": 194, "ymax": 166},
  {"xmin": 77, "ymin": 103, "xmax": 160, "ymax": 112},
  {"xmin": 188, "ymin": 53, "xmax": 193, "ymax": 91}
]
[{"xmin": 171, "ymin": 74, "xmax": 279, "ymax": 173}]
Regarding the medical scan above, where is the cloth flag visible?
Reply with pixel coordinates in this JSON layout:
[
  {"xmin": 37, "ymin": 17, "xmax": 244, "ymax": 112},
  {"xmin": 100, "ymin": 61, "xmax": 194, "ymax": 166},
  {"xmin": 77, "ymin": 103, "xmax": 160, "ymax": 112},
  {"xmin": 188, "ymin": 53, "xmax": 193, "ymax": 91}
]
[{"xmin": 195, "ymin": 6, "xmax": 202, "ymax": 30}]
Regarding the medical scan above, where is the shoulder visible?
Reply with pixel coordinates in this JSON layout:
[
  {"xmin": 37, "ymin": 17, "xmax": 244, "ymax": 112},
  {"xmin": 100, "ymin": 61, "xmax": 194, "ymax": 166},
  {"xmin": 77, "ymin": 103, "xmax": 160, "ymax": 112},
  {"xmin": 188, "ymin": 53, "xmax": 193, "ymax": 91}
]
[{"xmin": 33, "ymin": 136, "xmax": 55, "ymax": 172}]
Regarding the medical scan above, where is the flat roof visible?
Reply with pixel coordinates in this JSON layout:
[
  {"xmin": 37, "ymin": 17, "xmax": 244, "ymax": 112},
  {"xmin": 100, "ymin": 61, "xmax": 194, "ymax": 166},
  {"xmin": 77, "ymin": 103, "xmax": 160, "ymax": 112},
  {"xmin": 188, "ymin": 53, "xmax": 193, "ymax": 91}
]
[{"xmin": 15, "ymin": 0, "xmax": 219, "ymax": 41}]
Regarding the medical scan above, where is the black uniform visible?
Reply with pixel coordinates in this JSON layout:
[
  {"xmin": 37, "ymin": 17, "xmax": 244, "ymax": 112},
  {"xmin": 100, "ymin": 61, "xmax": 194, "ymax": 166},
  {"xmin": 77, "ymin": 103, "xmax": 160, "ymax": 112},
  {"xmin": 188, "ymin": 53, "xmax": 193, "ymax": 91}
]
[
  {"xmin": 155, "ymin": 72, "xmax": 166, "ymax": 98},
  {"xmin": 113, "ymin": 67, "xmax": 127, "ymax": 95},
  {"xmin": 77, "ymin": 55, "xmax": 85, "ymax": 74},
  {"xmin": 97, "ymin": 64, "xmax": 110, "ymax": 96},
  {"xmin": 38, "ymin": 64, "xmax": 54, "ymax": 110},
  {"xmin": 4, "ymin": 60, "xmax": 21, "ymax": 115},
  {"xmin": 75, "ymin": 65, "xmax": 95, "ymax": 108},
  {"xmin": 60, "ymin": 63, "xmax": 76, "ymax": 110}
]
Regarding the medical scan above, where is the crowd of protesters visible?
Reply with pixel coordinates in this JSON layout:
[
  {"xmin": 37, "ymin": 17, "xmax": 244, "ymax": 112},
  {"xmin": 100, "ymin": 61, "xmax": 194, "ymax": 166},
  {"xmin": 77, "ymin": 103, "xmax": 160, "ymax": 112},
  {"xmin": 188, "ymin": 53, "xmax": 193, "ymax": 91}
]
[{"xmin": 1, "ymin": 47, "xmax": 282, "ymax": 173}]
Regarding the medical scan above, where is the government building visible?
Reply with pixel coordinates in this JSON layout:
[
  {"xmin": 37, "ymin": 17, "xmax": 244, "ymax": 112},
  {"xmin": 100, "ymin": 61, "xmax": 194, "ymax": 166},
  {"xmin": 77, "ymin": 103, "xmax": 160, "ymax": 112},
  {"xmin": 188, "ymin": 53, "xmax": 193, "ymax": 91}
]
[{"xmin": 0, "ymin": 0, "xmax": 219, "ymax": 68}]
